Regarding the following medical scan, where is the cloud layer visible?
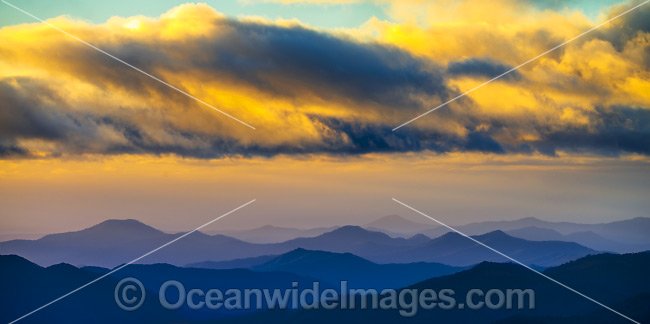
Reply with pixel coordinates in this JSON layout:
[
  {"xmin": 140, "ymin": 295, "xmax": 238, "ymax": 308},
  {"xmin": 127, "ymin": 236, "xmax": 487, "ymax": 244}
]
[{"xmin": 0, "ymin": 2, "xmax": 649, "ymax": 158}]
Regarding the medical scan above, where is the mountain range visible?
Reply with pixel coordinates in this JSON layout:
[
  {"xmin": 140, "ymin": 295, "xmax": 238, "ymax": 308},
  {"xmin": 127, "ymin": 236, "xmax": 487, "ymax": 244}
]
[
  {"xmin": 504, "ymin": 226, "xmax": 641, "ymax": 252},
  {"xmin": 189, "ymin": 248, "xmax": 467, "ymax": 290},
  {"xmin": 0, "ymin": 219, "xmax": 600, "ymax": 268},
  {"xmin": 207, "ymin": 225, "xmax": 339, "ymax": 244},
  {"xmin": 366, "ymin": 215, "xmax": 650, "ymax": 252},
  {"xmin": 364, "ymin": 214, "xmax": 436, "ymax": 236}
]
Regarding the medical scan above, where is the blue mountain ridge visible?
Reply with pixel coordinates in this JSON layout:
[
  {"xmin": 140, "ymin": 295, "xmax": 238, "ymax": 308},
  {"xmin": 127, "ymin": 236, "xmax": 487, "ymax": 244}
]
[
  {"xmin": 0, "ymin": 220, "xmax": 600, "ymax": 268},
  {"xmin": 190, "ymin": 248, "xmax": 468, "ymax": 290}
]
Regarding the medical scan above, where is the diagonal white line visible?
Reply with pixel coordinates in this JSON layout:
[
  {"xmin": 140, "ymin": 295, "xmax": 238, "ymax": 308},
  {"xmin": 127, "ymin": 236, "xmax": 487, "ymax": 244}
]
[
  {"xmin": 1, "ymin": 0, "xmax": 256, "ymax": 130},
  {"xmin": 7, "ymin": 199, "xmax": 256, "ymax": 324},
  {"xmin": 392, "ymin": 197, "xmax": 640, "ymax": 324},
  {"xmin": 392, "ymin": 0, "xmax": 650, "ymax": 131}
]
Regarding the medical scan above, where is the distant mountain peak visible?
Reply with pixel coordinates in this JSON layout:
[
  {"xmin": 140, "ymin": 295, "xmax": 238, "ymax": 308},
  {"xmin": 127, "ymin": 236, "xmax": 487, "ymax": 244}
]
[
  {"xmin": 518, "ymin": 226, "xmax": 555, "ymax": 231},
  {"xmin": 256, "ymin": 225, "xmax": 288, "ymax": 230},
  {"xmin": 92, "ymin": 218, "xmax": 156, "ymax": 230},
  {"xmin": 46, "ymin": 263, "xmax": 79, "ymax": 272},
  {"xmin": 79, "ymin": 219, "xmax": 164, "ymax": 236},
  {"xmin": 365, "ymin": 215, "xmax": 434, "ymax": 234},
  {"xmin": 367, "ymin": 214, "xmax": 427, "ymax": 224},
  {"xmin": 468, "ymin": 261, "xmax": 526, "ymax": 272},
  {"xmin": 283, "ymin": 248, "xmax": 357, "ymax": 258},
  {"xmin": 330, "ymin": 225, "xmax": 369, "ymax": 234},
  {"xmin": 254, "ymin": 248, "xmax": 375, "ymax": 272},
  {"xmin": 518, "ymin": 216, "xmax": 542, "ymax": 221},
  {"xmin": 340, "ymin": 225, "xmax": 364, "ymax": 229},
  {"xmin": 408, "ymin": 233, "xmax": 430, "ymax": 241},
  {"xmin": 474, "ymin": 230, "xmax": 512, "ymax": 240},
  {"xmin": 375, "ymin": 214, "xmax": 409, "ymax": 222},
  {"xmin": 324, "ymin": 226, "xmax": 390, "ymax": 240},
  {"xmin": 437, "ymin": 231, "xmax": 464, "ymax": 239},
  {"xmin": 279, "ymin": 248, "xmax": 363, "ymax": 260},
  {"xmin": 436, "ymin": 230, "xmax": 513, "ymax": 243},
  {"xmin": 278, "ymin": 226, "xmax": 397, "ymax": 254},
  {"xmin": 287, "ymin": 247, "xmax": 309, "ymax": 254},
  {"xmin": 37, "ymin": 218, "xmax": 166, "ymax": 245},
  {"xmin": 100, "ymin": 218, "xmax": 141, "ymax": 224}
]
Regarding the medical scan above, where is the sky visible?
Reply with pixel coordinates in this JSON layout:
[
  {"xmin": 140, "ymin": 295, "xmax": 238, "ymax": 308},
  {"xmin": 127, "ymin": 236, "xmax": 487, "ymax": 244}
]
[{"xmin": 0, "ymin": 0, "xmax": 649, "ymax": 235}]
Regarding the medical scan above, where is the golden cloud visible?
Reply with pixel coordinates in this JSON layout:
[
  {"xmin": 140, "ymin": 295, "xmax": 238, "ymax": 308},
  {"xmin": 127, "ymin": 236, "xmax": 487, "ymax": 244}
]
[{"xmin": 0, "ymin": 1, "xmax": 648, "ymax": 159}]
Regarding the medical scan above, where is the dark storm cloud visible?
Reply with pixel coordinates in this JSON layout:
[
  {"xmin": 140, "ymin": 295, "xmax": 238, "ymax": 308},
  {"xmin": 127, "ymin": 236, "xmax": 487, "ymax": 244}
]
[
  {"xmin": 57, "ymin": 18, "xmax": 450, "ymax": 112},
  {"xmin": 446, "ymin": 58, "xmax": 521, "ymax": 81},
  {"xmin": 0, "ymin": 143, "xmax": 26, "ymax": 157},
  {"xmin": 0, "ymin": 77, "xmax": 239, "ymax": 159},
  {"xmin": 309, "ymin": 117, "xmax": 507, "ymax": 155},
  {"xmin": 2, "ymin": 74, "xmax": 650, "ymax": 158},
  {"xmin": 0, "ymin": 75, "xmax": 504, "ymax": 157},
  {"xmin": 534, "ymin": 106, "xmax": 650, "ymax": 156},
  {"xmin": 203, "ymin": 20, "xmax": 449, "ymax": 108},
  {"xmin": 0, "ymin": 78, "xmax": 77, "ymax": 141},
  {"xmin": 594, "ymin": 3, "xmax": 650, "ymax": 51}
]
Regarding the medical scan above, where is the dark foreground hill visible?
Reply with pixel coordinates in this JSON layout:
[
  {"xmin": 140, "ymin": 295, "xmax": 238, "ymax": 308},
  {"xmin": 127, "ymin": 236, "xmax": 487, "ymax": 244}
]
[
  {"xmin": 189, "ymin": 248, "xmax": 467, "ymax": 290},
  {"xmin": 0, "ymin": 255, "xmax": 323, "ymax": 324},
  {"xmin": 215, "ymin": 251, "xmax": 650, "ymax": 324}
]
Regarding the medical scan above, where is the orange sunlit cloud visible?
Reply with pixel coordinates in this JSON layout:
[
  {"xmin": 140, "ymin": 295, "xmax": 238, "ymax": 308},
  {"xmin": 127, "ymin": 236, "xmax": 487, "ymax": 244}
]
[{"xmin": 0, "ymin": 1, "xmax": 649, "ymax": 160}]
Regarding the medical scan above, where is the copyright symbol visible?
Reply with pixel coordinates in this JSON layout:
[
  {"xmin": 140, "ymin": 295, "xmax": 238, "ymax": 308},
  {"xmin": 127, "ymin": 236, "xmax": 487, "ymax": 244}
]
[{"xmin": 115, "ymin": 277, "xmax": 146, "ymax": 311}]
